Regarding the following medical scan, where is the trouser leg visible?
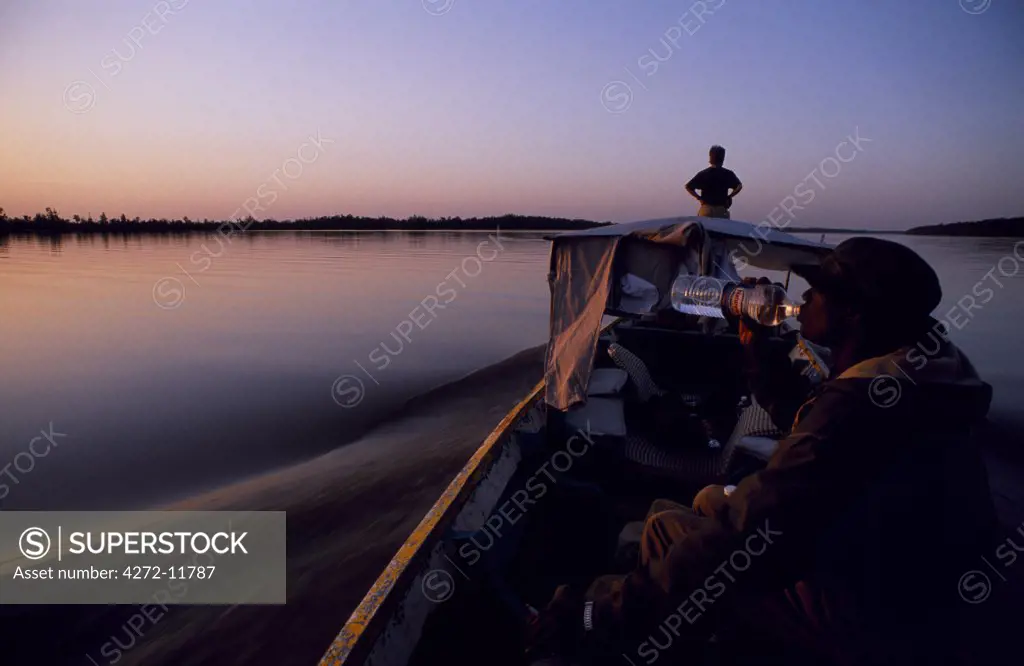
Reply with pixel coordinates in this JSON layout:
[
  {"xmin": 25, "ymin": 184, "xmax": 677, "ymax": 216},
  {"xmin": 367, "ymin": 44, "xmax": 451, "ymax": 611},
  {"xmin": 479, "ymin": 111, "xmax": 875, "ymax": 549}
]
[
  {"xmin": 640, "ymin": 505, "xmax": 706, "ymax": 589},
  {"xmin": 646, "ymin": 498, "xmax": 689, "ymax": 518},
  {"xmin": 587, "ymin": 505, "xmax": 711, "ymax": 664}
]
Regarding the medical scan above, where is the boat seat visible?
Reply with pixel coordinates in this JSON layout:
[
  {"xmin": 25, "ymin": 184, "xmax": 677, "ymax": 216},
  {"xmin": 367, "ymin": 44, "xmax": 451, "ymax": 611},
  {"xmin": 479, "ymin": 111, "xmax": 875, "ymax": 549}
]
[
  {"xmin": 736, "ymin": 436, "xmax": 779, "ymax": 461},
  {"xmin": 586, "ymin": 342, "xmax": 743, "ymax": 486},
  {"xmin": 570, "ymin": 341, "xmax": 787, "ymax": 486},
  {"xmin": 587, "ymin": 367, "xmax": 628, "ymax": 396},
  {"xmin": 563, "ymin": 366, "xmax": 629, "ymax": 437},
  {"xmin": 564, "ymin": 396, "xmax": 626, "ymax": 437}
]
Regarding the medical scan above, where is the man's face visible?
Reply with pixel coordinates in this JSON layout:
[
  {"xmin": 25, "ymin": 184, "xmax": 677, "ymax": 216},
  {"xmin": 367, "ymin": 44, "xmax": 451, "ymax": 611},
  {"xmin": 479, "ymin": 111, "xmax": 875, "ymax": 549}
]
[{"xmin": 797, "ymin": 286, "xmax": 848, "ymax": 347}]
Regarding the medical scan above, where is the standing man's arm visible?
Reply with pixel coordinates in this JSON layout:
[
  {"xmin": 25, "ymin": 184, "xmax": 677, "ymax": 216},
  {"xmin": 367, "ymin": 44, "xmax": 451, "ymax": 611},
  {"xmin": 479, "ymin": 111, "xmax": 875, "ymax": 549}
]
[
  {"xmin": 728, "ymin": 171, "xmax": 743, "ymax": 199},
  {"xmin": 725, "ymin": 172, "xmax": 742, "ymax": 209},
  {"xmin": 685, "ymin": 175, "xmax": 703, "ymax": 203}
]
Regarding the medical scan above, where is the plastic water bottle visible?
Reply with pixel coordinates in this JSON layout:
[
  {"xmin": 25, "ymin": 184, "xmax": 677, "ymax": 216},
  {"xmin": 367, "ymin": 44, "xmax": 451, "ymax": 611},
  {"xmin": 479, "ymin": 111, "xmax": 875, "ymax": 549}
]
[{"xmin": 671, "ymin": 275, "xmax": 801, "ymax": 326}]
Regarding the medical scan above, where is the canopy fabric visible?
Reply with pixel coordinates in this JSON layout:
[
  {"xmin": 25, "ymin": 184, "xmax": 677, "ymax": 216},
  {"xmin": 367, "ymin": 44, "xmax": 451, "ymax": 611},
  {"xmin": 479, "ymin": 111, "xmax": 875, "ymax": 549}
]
[
  {"xmin": 544, "ymin": 217, "xmax": 832, "ymax": 411},
  {"xmin": 553, "ymin": 216, "xmax": 829, "ymax": 272}
]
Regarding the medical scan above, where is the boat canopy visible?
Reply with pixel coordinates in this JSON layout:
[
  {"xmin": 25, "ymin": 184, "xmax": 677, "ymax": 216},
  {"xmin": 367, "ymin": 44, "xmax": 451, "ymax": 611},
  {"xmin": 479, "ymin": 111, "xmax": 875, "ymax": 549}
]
[{"xmin": 544, "ymin": 216, "xmax": 833, "ymax": 411}]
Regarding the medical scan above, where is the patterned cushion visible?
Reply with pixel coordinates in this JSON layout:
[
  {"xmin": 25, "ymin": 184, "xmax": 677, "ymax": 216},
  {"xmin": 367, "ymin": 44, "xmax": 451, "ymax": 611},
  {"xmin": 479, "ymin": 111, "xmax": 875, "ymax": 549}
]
[
  {"xmin": 623, "ymin": 434, "xmax": 739, "ymax": 484},
  {"xmin": 733, "ymin": 396, "xmax": 784, "ymax": 439}
]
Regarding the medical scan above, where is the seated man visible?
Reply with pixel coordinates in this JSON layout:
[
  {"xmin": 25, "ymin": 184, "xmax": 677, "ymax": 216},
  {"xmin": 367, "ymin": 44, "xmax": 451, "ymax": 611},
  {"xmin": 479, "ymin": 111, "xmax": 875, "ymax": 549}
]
[{"xmin": 528, "ymin": 238, "xmax": 999, "ymax": 665}]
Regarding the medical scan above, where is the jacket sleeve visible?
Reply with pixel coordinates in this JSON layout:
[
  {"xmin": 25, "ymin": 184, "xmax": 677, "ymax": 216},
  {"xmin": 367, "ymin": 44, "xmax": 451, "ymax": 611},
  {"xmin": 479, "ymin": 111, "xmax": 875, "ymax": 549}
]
[
  {"xmin": 586, "ymin": 385, "xmax": 868, "ymax": 647},
  {"xmin": 742, "ymin": 333, "xmax": 811, "ymax": 433}
]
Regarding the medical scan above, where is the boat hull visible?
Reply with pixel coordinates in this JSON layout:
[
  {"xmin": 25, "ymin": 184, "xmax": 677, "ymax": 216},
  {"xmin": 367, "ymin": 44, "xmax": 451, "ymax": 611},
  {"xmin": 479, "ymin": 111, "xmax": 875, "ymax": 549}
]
[{"xmin": 319, "ymin": 380, "xmax": 545, "ymax": 666}]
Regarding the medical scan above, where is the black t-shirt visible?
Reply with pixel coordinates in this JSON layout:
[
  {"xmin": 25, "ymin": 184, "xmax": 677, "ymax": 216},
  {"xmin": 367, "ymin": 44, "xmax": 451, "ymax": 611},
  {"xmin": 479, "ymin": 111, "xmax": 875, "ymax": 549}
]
[{"xmin": 686, "ymin": 166, "xmax": 741, "ymax": 207}]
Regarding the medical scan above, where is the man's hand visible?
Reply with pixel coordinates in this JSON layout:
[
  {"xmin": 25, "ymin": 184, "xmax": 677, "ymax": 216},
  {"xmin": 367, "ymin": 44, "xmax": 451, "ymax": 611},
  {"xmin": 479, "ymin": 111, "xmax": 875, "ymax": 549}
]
[
  {"xmin": 693, "ymin": 484, "xmax": 731, "ymax": 518},
  {"xmin": 525, "ymin": 585, "xmax": 584, "ymax": 659},
  {"xmin": 736, "ymin": 277, "xmax": 775, "ymax": 345}
]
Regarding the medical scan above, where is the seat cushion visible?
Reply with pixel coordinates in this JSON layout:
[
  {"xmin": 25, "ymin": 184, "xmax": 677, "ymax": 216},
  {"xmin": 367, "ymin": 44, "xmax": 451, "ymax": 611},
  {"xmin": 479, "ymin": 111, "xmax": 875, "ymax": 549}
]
[
  {"xmin": 587, "ymin": 368, "xmax": 629, "ymax": 396},
  {"xmin": 564, "ymin": 397, "xmax": 626, "ymax": 437},
  {"xmin": 735, "ymin": 436, "xmax": 780, "ymax": 461}
]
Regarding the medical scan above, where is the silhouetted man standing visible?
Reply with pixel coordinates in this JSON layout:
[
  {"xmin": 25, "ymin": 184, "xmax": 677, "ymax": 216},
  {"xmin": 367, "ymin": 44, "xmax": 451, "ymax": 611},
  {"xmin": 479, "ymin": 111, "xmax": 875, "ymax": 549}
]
[{"xmin": 686, "ymin": 145, "xmax": 742, "ymax": 218}]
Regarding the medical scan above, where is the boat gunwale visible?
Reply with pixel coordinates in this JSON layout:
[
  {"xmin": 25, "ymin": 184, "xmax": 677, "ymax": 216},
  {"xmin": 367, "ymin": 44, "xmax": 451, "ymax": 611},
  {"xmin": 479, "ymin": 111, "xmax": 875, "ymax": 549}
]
[{"xmin": 318, "ymin": 377, "xmax": 547, "ymax": 665}]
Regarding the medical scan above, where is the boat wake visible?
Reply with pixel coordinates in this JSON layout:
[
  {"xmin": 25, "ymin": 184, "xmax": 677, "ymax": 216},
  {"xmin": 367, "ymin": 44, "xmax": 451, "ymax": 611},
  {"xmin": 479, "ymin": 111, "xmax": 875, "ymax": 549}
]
[{"xmin": 5, "ymin": 345, "xmax": 548, "ymax": 666}]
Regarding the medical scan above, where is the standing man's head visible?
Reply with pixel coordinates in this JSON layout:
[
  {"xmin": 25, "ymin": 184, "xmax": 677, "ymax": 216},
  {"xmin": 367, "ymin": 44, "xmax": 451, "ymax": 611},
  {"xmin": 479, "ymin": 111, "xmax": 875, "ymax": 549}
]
[{"xmin": 709, "ymin": 145, "xmax": 726, "ymax": 167}]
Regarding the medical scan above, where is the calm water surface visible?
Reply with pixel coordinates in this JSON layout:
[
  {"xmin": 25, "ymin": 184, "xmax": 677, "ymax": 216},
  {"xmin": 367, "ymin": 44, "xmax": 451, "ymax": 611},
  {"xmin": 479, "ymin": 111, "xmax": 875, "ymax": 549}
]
[{"xmin": 0, "ymin": 231, "xmax": 1021, "ymax": 511}]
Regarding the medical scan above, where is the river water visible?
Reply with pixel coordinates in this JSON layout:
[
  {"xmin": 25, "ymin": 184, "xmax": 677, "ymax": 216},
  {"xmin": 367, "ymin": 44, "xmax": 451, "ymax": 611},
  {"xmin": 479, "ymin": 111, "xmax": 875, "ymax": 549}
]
[{"xmin": 0, "ymin": 231, "xmax": 1021, "ymax": 511}]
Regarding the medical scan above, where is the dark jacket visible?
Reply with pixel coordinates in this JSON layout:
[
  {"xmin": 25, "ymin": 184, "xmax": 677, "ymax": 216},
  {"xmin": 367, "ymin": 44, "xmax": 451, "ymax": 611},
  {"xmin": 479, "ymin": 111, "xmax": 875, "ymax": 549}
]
[{"xmin": 586, "ymin": 332, "xmax": 998, "ymax": 664}]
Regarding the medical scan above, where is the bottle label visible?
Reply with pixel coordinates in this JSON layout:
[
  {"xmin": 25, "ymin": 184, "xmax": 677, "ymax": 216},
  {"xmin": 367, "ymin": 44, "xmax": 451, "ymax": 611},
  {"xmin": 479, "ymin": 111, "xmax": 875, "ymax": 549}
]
[{"xmin": 727, "ymin": 286, "xmax": 745, "ymax": 319}]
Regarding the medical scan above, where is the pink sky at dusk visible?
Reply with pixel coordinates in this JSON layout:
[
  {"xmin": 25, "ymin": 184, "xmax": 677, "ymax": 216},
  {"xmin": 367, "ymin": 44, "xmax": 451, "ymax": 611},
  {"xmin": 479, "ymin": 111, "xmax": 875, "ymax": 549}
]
[{"xmin": 2, "ymin": 0, "xmax": 1022, "ymax": 229}]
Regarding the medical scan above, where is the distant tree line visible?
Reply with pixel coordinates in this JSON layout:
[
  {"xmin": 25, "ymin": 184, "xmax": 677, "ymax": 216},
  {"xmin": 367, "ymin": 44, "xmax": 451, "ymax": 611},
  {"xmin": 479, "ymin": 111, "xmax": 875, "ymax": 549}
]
[
  {"xmin": 906, "ymin": 217, "xmax": 1024, "ymax": 237},
  {"xmin": 4, "ymin": 207, "xmax": 1019, "ymax": 237},
  {"xmin": 0, "ymin": 207, "xmax": 609, "ymax": 235},
  {"xmin": 787, "ymin": 227, "xmax": 903, "ymax": 234}
]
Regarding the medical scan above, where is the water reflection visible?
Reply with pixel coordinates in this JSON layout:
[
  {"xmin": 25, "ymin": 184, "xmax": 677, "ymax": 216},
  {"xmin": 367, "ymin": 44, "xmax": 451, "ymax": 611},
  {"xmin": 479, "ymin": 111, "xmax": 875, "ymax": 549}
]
[{"xmin": 0, "ymin": 231, "xmax": 554, "ymax": 511}]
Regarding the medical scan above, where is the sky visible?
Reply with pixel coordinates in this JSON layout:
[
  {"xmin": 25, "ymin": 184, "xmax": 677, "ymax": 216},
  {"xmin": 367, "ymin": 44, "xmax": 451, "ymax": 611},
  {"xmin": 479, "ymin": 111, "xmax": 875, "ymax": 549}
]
[{"xmin": 1, "ymin": 0, "xmax": 1022, "ymax": 229}]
